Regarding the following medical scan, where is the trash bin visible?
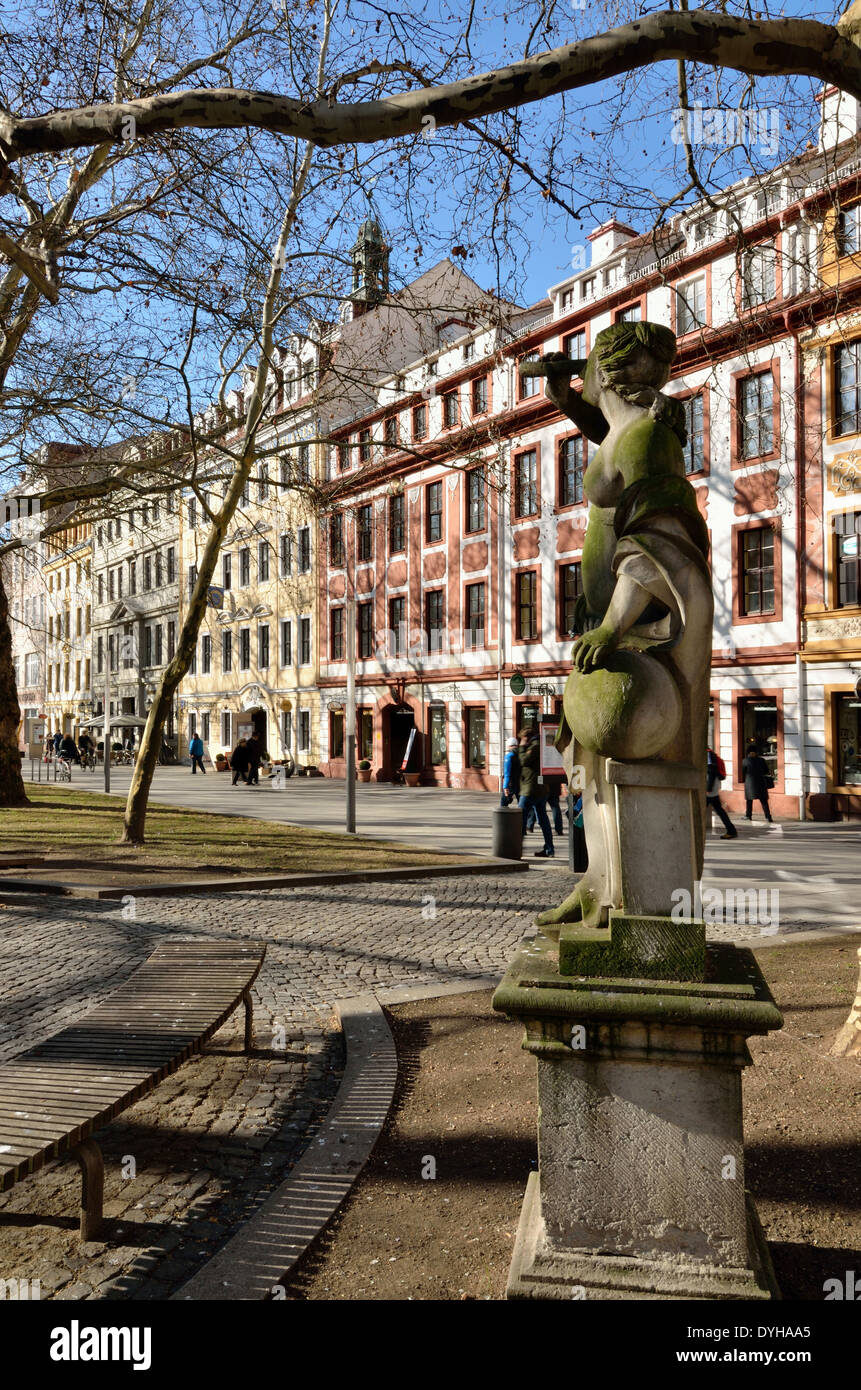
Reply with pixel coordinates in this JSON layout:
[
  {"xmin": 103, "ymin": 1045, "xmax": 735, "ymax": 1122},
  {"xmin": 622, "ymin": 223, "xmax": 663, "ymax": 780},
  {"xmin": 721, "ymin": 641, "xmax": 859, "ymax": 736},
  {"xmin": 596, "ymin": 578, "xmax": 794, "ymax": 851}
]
[{"xmin": 493, "ymin": 805, "xmax": 523, "ymax": 860}]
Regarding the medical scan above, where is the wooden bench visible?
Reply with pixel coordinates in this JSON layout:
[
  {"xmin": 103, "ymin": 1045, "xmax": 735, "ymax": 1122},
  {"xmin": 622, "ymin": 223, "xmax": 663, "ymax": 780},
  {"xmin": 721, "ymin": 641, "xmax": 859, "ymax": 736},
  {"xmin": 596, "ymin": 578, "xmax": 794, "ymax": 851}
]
[{"xmin": 0, "ymin": 939, "xmax": 265, "ymax": 1239}]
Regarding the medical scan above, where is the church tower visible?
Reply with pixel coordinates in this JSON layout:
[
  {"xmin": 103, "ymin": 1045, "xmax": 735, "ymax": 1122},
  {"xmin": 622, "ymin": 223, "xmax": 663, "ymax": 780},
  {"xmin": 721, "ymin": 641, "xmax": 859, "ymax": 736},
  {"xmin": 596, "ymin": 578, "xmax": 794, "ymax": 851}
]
[{"xmin": 348, "ymin": 220, "xmax": 389, "ymax": 318}]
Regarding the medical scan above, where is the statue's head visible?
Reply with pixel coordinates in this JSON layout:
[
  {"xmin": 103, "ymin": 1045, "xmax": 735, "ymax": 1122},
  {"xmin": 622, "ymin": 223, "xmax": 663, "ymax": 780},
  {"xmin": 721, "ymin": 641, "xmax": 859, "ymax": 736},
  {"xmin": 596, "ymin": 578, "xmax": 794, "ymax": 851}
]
[{"xmin": 582, "ymin": 321, "xmax": 677, "ymax": 408}]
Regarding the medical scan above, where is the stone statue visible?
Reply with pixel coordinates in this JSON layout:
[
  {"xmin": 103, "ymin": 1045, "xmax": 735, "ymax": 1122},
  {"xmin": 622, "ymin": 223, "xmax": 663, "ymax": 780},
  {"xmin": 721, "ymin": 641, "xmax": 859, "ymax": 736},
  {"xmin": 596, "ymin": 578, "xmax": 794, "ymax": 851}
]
[{"xmin": 534, "ymin": 322, "xmax": 713, "ymax": 928}]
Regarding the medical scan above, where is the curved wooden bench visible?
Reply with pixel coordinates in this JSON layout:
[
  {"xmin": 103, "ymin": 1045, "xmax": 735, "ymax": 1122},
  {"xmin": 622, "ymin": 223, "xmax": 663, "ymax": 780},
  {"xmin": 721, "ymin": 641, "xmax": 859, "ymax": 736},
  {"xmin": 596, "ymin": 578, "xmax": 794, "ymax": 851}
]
[{"xmin": 0, "ymin": 939, "xmax": 265, "ymax": 1239}]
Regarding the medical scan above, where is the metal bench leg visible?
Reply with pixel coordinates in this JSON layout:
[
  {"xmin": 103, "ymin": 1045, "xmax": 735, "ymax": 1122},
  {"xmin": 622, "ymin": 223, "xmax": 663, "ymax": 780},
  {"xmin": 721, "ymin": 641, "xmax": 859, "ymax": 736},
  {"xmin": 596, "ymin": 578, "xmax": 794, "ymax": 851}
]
[
  {"xmin": 73, "ymin": 1138, "xmax": 104, "ymax": 1241},
  {"xmin": 243, "ymin": 989, "xmax": 254, "ymax": 1052}
]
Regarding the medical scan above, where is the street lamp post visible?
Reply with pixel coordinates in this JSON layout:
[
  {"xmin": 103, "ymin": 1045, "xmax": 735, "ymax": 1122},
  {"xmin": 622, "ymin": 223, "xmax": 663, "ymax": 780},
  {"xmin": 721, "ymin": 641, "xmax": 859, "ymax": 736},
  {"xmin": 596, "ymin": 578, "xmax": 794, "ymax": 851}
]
[{"xmin": 345, "ymin": 580, "xmax": 356, "ymax": 835}]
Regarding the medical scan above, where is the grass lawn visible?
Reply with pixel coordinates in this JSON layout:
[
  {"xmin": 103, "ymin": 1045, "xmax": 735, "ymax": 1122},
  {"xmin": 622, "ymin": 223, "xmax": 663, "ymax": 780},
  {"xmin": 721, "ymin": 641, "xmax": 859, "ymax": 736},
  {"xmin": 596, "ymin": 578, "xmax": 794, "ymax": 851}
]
[{"xmin": 0, "ymin": 784, "xmax": 470, "ymax": 879}]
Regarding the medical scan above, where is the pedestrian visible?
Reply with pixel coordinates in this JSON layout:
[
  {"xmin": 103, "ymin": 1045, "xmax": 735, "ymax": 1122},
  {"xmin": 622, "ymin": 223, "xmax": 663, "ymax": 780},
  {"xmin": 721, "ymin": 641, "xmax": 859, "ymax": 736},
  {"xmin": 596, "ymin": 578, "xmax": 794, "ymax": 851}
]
[
  {"xmin": 544, "ymin": 773, "xmax": 566, "ymax": 836},
  {"xmin": 518, "ymin": 728, "xmax": 554, "ymax": 857},
  {"xmin": 741, "ymin": 742, "xmax": 774, "ymax": 822},
  {"xmin": 246, "ymin": 734, "xmax": 261, "ymax": 786},
  {"xmin": 500, "ymin": 737, "xmax": 520, "ymax": 806},
  {"xmin": 52, "ymin": 729, "xmax": 62, "ymax": 755},
  {"xmin": 189, "ymin": 731, "xmax": 206, "ymax": 775},
  {"xmin": 59, "ymin": 732, "xmax": 80, "ymax": 764},
  {"xmin": 706, "ymin": 746, "xmax": 737, "ymax": 839},
  {"xmin": 230, "ymin": 737, "xmax": 250, "ymax": 785}
]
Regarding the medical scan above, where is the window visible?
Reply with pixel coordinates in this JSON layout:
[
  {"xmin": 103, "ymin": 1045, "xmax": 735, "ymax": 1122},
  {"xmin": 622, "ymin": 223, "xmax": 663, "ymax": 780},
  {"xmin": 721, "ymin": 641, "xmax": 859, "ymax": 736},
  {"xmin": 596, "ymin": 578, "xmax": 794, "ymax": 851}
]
[
  {"xmin": 740, "ymin": 372, "xmax": 774, "ymax": 459},
  {"xmin": 222, "ymin": 712, "xmax": 231, "ymax": 747},
  {"xmin": 563, "ymin": 329, "xmax": 586, "ymax": 362},
  {"xmin": 412, "ymin": 403, "xmax": 428, "ymax": 441},
  {"xmin": 282, "ymin": 709, "xmax": 292, "ymax": 751},
  {"xmin": 359, "ymin": 428, "xmax": 372, "ymax": 464},
  {"xmin": 297, "ymin": 443, "xmax": 311, "ymax": 483},
  {"xmin": 836, "ymin": 692, "xmax": 861, "ymax": 785},
  {"xmin": 97, "ymin": 635, "xmax": 103, "ymax": 673},
  {"xmin": 202, "ymin": 634, "xmax": 212, "ymax": 674},
  {"xmin": 201, "ymin": 712, "xmax": 210, "ymax": 743},
  {"xmin": 222, "ymin": 630, "xmax": 232, "ymax": 673},
  {"xmin": 280, "ymin": 455, "xmax": 291, "ymax": 490},
  {"xmin": 154, "ymin": 551, "xmax": 162, "ymax": 588},
  {"xmin": 426, "ymin": 590, "xmax": 444, "ymax": 653},
  {"xmin": 280, "ymin": 532, "xmax": 293, "ymax": 577},
  {"xmin": 741, "ymin": 242, "xmax": 776, "ymax": 309},
  {"xmin": 116, "ymin": 567, "xmax": 123, "ymax": 598},
  {"xmin": 384, "ymin": 416, "xmax": 399, "ymax": 451},
  {"xmin": 559, "ymin": 437, "xmax": 585, "ymax": 507},
  {"xmin": 429, "ymin": 706, "xmax": 447, "ymax": 765},
  {"xmin": 838, "ymin": 205, "xmax": 861, "ymax": 258},
  {"xmin": 299, "ymin": 710, "xmax": 310, "ymax": 752},
  {"xmin": 676, "ymin": 277, "xmax": 706, "ymax": 335},
  {"xmin": 154, "ymin": 625, "xmax": 163, "ymax": 665},
  {"xmin": 257, "ymin": 469, "xmax": 268, "ymax": 503},
  {"xmin": 357, "ymin": 505, "xmax": 373, "ymax": 562},
  {"xmin": 359, "ymin": 708, "xmax": 373, "ymax": 762},
  {"xmin": 108, "ymin": 570, "xmax": 115, "ymax": 601},
  {"xmin": 465, "ymin": 582, "xmax": 486, "ymax": 649},
  {"xmin": 516, "ymin": 570, "xmax": 538, "ymax": 641},
  {"xmin": 389, "ymin": 596, "xmax": 406, "ymax": 656},
  {"xmin": 107, "ymin": 520, "xmax": 113, "ymax": 543},
  {"xmin": 471, "ymin": 376, "xmax": 488, "ymax": 414},
  {"xmin": 167, "ymin": 547, "xmax": 176, "ymax": 584},
  {"xmin": 330, "ymin": 513, "xmax": 345, "ymax": 567},
  {"xmin": 559, "ymin": 562, "xmax": 583, "ymax": 637},
  {"xmin": 514, "ymin": 448, "xmax": 538, "ymax": 517},
  {"xmin": 331, "ymin": 607, "xmax": 345, "ymax": 660},
  {"xmin": 463, "ymin": 340, "xmax": 475, "ymax": 361},
  {"xmin": 239, "ymin": 627, "xmax": 250, "ymax": 670},
  {"xmin": 465, "ymin": 707, "xmax": 486, "ymax": 769},
  {"xmin": 466, "ymin": 467, "xmax": 486, "ymax": 532},
  {"xmin": 222, "ymin": 553, "xmax": 232, "ymax": 590},
  {"xmin": 239, "ymin": 548, "xmax": 250, "ymax": 586},
  {"xmin": 442, "ymin": 391, "xmax": 459, "ymax": 428},
  {"xmin": 280, "ymin": 619, "xmax": 292, "ymax": 667},
  {"xmin": 388, "ymin": 495, "xmax": 404, "ymax": 553},
  {"xmin": 741, "ymin": 527, "xmax": 776, "ymax": 616},
  {"xmin": 617, "ymin": 303, "xmax": 641, "ymax": 322},
  {"xmin": 358, "ymin": 602, "xmax": 374, "ymax": 659},
  {"xmin": 299, "ymin": 617, "xmax": 311, "ymax": 665},
  {"xmin": 188, "ymin": 497, "xmax": 196, "ymax": 529},
  {"xmin": 426, "ymin": 481, "xmax": 443, "ymax": 543},
  {"xmin": 98, "ymin": 574, "xmax": 104, "ymax": 604},
  {"xmin": 258, "ymin": 541, "xmax": 270, "ymax": 582},
  {"xmin": 167, "ymin": 621, "xmax": 176, "ymax": 661},
  {"xmin": 835, "ymin": 342, "xmax": 861, "ymax": 436},
  {"xmin": 519, "ymin": 352, "xmax": 540, "ymax": 399},
  {"xmin": 836, "ymin": 510, "xmax": 861, "ymax": 607},
  {"xmin": 258, "ymin": 624, "xmax": 270, "ymax": 668},
  {"xmin": 298, "ymin": 527, "xmax": 311, "ymax": 572},
  {"xmin": 684, "ymin": 393, "xmax": 705, "ymax": 474},
  {"xmin": 188, "ymin": 564, "xmax": 197, "ymax": 599},
  {"xmin": 330, "ymin": 710, "xmax": 345, "ymax": 759},
  {"xmin": 337, "ymin": 442, "xmax": 350, "ymax": 472}
]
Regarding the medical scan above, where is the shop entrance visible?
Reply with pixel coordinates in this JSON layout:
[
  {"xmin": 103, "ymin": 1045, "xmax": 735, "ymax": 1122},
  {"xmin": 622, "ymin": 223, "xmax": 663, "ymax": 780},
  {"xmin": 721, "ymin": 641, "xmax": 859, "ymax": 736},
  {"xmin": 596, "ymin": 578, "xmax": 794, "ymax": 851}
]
[{"xmin": 382, "ymin": 704, "xmax": 416, "ymax": 779}]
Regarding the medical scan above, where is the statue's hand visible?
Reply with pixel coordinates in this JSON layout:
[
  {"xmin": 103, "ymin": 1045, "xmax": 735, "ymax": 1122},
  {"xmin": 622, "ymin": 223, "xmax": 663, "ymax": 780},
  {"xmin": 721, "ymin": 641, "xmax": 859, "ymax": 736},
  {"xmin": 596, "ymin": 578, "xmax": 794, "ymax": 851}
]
[
  {"xmin": 571, "ymin": 625, "xmax": 618, "ymax": 672},
  {"xmin": 540, "ymin": 351, "xmax": 574, "ymax": 391}
]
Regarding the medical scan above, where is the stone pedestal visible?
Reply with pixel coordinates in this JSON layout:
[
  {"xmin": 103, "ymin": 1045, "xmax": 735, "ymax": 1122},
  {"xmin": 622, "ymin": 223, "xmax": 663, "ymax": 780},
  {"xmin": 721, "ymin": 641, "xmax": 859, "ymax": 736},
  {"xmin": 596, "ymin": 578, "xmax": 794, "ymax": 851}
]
[{"xmin": 492, "ymin": 922, "xmax": 783, "ymax": 1300}]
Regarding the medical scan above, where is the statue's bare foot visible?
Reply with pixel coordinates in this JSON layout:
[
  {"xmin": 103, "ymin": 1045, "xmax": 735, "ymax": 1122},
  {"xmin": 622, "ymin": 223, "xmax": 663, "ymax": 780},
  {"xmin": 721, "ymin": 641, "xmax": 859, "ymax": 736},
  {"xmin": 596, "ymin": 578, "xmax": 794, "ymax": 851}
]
[{"xmin": 535, "ymin": 883, "xmax": 608, "ymax": 930}]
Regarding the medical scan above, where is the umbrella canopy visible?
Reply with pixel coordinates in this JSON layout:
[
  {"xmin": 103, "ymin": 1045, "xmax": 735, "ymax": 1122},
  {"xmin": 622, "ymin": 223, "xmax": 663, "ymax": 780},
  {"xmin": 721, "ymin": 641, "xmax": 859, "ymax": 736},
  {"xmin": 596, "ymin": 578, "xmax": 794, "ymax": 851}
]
[{"xmin": 79, "ymin": 714, "xmax": 150, "ymax": 729}]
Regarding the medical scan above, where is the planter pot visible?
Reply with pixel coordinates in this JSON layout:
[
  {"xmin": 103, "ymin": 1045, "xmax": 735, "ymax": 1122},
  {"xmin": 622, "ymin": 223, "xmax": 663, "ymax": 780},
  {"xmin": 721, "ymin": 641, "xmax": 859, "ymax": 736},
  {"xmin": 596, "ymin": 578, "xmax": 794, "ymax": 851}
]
[
  {"xmin": 357, "ymin": 769, "xmax": 372, "ymax": 783},
  {"xmin": 404, "ymin": 772, "xmax": 421, "ymax": 787}
]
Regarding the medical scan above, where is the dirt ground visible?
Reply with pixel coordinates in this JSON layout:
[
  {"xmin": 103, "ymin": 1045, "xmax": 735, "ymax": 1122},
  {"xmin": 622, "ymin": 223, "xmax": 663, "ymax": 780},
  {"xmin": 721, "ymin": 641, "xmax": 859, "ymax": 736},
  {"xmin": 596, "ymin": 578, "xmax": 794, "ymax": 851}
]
[{"xmin": 283, "ymin": 938, "xmax": 861, "ymax": 1301}]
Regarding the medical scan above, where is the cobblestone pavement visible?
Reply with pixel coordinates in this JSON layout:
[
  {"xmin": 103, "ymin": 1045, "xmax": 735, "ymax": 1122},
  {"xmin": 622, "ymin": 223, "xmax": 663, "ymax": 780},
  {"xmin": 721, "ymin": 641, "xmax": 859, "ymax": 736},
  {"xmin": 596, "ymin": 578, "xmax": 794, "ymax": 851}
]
[{"xmin": 0, "ymin": 866, "xmax": 855, "ymax": 1301}]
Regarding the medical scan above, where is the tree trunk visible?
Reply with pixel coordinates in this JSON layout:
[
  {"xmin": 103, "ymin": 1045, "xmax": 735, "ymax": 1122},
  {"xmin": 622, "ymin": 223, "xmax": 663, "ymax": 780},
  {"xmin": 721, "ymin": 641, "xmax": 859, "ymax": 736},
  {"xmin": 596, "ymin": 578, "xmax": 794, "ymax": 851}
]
[
  {"xmin": 0, "ymin": 563, "xmax": 29, "ymax": 807},
  {"xmin": 831, "ymin": 946, "xmax": 861, "ymax": 1057}
]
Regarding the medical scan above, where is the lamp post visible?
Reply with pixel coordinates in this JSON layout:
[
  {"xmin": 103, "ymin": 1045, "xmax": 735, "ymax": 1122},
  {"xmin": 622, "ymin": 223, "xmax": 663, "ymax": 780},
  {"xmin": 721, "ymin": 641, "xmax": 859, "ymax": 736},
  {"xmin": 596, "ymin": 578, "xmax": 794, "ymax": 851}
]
[{"xmin": 345, "ymin": 536, "xmax": 357, "ymax": 835}]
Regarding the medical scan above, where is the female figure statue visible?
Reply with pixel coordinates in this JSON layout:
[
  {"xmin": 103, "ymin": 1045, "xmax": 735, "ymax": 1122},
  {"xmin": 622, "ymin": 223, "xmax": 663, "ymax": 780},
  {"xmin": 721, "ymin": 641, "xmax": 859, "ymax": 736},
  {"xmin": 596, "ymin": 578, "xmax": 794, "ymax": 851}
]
[{"xmin": 535, "ymin": 321, "xmax": 713, "ymax": 929}]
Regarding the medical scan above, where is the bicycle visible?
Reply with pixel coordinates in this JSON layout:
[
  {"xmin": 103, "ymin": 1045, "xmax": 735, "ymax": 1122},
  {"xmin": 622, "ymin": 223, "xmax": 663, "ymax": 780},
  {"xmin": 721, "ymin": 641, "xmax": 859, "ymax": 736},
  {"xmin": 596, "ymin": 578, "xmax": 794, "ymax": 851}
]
[
  {"xmin": 55, "ymin": 756, "xmax": 72, "ymax": 783},
  {"xmin": 81, "ymin": 749, "xmax": 97, "ymax": 772}
]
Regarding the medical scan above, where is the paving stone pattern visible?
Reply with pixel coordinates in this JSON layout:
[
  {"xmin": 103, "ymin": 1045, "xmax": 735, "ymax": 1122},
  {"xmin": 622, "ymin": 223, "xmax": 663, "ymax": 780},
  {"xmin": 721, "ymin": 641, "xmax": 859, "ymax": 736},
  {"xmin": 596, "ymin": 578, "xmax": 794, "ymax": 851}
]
[{"xmin": 0, "ymin": 872, "xmax": 807, "ymax": 1301}]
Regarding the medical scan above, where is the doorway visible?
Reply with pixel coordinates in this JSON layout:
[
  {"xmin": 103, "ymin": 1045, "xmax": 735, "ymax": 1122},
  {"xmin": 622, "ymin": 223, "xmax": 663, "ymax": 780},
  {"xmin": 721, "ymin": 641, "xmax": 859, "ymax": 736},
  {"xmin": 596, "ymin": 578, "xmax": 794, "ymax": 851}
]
[
  {"xmin": 251, "ymin": 708, "xmax": 268, "ymax": 756},
  {"xmin": 382, "ymin": 704, "xmax": 416, "ymax": 779}
]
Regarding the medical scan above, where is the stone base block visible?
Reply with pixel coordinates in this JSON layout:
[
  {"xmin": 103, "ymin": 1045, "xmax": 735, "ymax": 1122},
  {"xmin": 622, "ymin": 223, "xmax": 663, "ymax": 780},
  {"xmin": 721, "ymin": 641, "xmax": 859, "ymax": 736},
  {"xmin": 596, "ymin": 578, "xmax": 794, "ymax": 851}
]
[
  {"xmin": 506, "ymin": 1172, "xmax": 779, "ymax": 1301},
  {"xmin": 559, "ymin": 911, "xmax": 706, "ymax": 981}
]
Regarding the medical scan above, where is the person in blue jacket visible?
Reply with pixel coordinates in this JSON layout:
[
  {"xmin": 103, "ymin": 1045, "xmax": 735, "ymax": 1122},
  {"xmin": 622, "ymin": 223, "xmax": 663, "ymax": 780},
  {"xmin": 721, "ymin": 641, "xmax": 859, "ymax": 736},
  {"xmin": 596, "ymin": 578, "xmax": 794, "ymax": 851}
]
[
  {"xmin": 189, "ymin": 732, "xmax": 206, "ymax": 774},
  {"xmin": 500, "ymin": 737, "xmax": 520, "ymax": 806}
]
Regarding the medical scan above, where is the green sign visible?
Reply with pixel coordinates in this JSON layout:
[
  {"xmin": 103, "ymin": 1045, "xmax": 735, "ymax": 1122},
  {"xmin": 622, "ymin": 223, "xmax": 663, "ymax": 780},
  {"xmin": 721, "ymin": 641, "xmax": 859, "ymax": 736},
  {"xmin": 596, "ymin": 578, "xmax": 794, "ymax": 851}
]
[{"xmin": 509, "ymin": 672, "xmax": 526, "ymax": 695}]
